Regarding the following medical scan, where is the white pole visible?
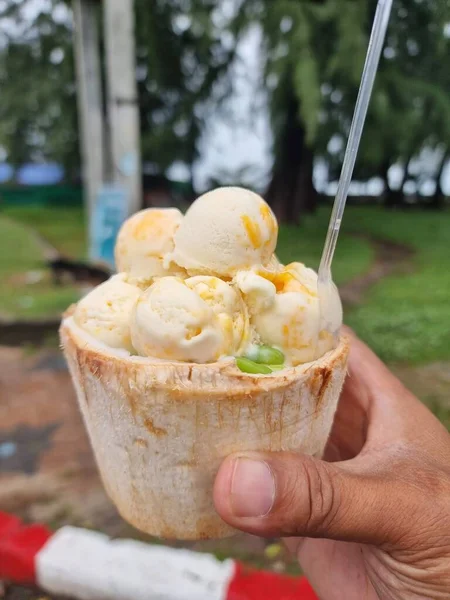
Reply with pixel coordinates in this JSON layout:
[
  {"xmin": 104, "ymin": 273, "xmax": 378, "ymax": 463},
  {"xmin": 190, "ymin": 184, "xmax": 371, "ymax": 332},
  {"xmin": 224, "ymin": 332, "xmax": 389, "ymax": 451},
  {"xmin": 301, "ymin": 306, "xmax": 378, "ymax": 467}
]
[
  {"xmin": 73, "ymin": 0, "xmax": 105, "ymax": 260},
  {"xmin": 103, "ymin": 0, "xmax": 142, "ymax": 217}
]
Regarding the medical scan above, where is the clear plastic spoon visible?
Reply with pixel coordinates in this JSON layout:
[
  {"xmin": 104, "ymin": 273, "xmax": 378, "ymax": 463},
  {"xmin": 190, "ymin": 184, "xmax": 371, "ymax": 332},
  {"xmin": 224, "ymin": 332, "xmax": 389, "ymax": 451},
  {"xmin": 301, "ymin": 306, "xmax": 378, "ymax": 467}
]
[{"xmin": 317, "ymin": 0, "xmax": 393, "ymax": 347}]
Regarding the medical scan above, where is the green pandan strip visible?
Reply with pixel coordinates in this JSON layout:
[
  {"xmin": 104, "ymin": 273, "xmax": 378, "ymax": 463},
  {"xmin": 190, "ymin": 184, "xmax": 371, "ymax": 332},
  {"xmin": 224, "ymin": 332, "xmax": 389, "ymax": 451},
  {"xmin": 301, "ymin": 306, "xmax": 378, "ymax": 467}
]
[
  {"xmin": 236, "ymin": 357, "xmax": 272, "ymax": 375},
  {"xmin": 246, "ymin": 344, "xmax": 285, "ymax": 365}
]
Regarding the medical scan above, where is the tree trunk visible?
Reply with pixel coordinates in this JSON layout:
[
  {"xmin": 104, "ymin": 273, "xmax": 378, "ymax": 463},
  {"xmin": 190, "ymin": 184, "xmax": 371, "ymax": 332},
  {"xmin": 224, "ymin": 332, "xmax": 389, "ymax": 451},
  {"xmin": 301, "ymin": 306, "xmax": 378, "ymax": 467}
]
[
  {"xmin": 297, "ymin": 147, "xmax": 317, "ymax": 214},
  {"xmin": 266, "ymin": 92, "xmax": 317, "ymax": 224},
  {"xmin": 382, "ymin": 158, "xmax": 404, "ymax": 208},
  {"xmin": 381, "ymin": 159, "xmax": 392, "ymax": 207},
  {"xmin": 399, "ymin": 155, "xmax": 411, "ymax": 191},
  {"xmin": 431, "ymin": 149, "xmax": 448, "ymax": 210}
]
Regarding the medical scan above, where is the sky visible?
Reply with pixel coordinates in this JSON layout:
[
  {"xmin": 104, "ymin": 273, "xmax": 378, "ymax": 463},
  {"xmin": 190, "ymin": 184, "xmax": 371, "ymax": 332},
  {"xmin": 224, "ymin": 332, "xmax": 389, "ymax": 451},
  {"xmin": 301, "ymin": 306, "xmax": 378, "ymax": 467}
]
[{"xmin": 2, "ymin": 0, "xmax": 449, "ymax": 196}]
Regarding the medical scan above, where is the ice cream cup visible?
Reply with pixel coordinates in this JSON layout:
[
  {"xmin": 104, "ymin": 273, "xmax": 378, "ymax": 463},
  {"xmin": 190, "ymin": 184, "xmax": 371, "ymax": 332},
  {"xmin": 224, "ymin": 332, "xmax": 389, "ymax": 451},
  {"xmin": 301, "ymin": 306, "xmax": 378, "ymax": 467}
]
[{"xmin": 61, "ymin": 315, "xmax": 349, "ymax": 540}]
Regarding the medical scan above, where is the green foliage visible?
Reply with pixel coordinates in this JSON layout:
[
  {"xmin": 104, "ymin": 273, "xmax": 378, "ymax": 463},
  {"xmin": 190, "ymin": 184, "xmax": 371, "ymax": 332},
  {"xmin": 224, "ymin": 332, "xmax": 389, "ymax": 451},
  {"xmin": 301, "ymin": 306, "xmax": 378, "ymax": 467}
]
[
  {"xmin": 1, "ymin": 0, "xmax": 449, "ymax": 198},
  {"xmin": 0, "ymin": 0, "xmax": 238, "ymax": 177},
  {"xmin": 0, "ymin": 0, "xmax": 79, "ymax": 172},
  {"xmin": 132, "ymin": 0, "xmax": 240, "ymax": 171},
  {"xmin": 338, "ymin": 0, "xmax": 450, "ymax": 177},
  {"xmin": 237, "ymin": 0, "xmax": 450, "ymax": 191}
]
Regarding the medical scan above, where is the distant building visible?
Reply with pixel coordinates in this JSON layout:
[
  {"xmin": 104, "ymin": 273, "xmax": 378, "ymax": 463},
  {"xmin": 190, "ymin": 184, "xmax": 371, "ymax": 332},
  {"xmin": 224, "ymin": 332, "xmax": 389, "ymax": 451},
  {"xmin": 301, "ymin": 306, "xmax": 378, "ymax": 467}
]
[
  {"xmin": 0, "ymin": 163, "xmax": 194, "ymax": 209},
  {"xmin": 0, "ymin": 162, "xmax": 65, "ymax": 186}
]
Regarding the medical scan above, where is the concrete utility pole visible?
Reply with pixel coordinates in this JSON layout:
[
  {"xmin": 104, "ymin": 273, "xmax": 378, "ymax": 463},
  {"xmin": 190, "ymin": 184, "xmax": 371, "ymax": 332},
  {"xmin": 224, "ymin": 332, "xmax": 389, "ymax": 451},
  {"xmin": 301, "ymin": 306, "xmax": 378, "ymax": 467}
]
[
  {"xmin": 103, "ymin": 0, "xmax": 142, "ymax": 217},
  {"xmin": 73, "ymin": 0, "xmax": 105, "ymax": 259}
]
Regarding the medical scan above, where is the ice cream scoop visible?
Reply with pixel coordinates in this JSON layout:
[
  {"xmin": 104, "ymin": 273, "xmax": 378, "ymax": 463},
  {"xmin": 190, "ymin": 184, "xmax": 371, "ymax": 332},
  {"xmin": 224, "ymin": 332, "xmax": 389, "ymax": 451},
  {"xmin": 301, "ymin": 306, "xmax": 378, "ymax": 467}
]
[
  {"xmin": 73, "ymin": 274, "xmax": 141, "ymax": 352},
  {"xmin": 130, "ymin": 277, "xmax": 240, "ymax": 363},
  {"xmin": 235, "ymin": 262, "xmax": 319, "ymax": 312},
  {"xmin": 283, "ymin": 263, "xmax": 343, "ymax": 345},
  {"xmin": 167, "ymin": 187, "xmax": 278, "ymax": 277},
  {"xmin": 115, "ymin": 208, "xmax": 183, "ymax": 285},
  {"xmin": 185, "ymin": 276, "xmax": 249, "ymax": 354},
  {"xmin": 241, "ymin": 263, "xmax": 342, "ymax": 365},
  {"xmin": 252, "ymin": 291, "xmax": 320, "ymax": 365}
]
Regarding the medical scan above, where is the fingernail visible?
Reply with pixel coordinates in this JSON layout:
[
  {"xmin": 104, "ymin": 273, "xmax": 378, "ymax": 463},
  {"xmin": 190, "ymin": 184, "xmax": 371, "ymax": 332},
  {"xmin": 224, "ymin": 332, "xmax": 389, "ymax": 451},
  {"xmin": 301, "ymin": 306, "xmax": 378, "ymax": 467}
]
[{"xmin": 230, "ymin": 458, "xmax": 275, "ymax": 518}]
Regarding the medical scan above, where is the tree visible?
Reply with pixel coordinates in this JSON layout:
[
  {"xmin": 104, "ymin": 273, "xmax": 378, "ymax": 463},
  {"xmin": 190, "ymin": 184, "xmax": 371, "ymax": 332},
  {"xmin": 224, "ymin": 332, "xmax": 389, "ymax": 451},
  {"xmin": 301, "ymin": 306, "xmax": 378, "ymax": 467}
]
[
  {"xmin": 0, "ymin": 0, "xmax": 79, "ymax": 176},
  {"xmin": 1, "ymin": 0, "xmax": 448, "ymax": 216},
  {"xmin": 321, "ymin": 0, "xmax": 450, "ymax": 208},
  {"xmin": 0, "ymin": 0, "xmax": 237, "ymax": 188},
  {"xmin": 229, "ymin": 0, "xmax": 372, "ymax": 222},
  {"xmin": 134, "ymin": 0, "xmax": 239, "ymax": 187},
  {"xmin": 432, "ymin": 147, "xmax": 449, "ymax": 209},
  {"xmin": 233, "ymin": 0, "xmax": 450, "ymax": 221}
]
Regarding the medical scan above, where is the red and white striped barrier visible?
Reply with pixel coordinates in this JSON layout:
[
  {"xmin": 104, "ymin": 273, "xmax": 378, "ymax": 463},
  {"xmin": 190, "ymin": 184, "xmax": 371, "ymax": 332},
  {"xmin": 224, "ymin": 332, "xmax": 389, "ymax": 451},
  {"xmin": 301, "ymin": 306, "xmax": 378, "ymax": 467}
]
[{"xmin": 0, "ymin": 511, "xmax": 318, "ymax": 599}]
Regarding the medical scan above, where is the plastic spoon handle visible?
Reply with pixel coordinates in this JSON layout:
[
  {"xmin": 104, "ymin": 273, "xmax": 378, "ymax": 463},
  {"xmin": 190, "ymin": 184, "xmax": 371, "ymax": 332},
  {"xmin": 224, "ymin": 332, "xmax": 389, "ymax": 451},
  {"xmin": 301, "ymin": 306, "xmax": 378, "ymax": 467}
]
[{"xmin": 319, "ymin": 0, "xmax": 393, "ymax": 277}]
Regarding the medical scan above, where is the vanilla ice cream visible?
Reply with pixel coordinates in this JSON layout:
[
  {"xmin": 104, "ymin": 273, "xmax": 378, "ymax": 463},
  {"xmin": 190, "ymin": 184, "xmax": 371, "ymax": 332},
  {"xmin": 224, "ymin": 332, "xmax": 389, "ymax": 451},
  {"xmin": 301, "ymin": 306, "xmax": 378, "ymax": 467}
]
[
  {"xmin": 253, "ymin": 291, "xmax": 321, "ymax": 365},
  {"xmin": 167, "ymin": 187, "xmax": 278, "ymax": 277},
  {"xmin": 235, "ymin": 270, "xmax": 276, "ymax": 313},
  {"xmin": 283, "ymin": 262, "xmax": 319, "ymax": 294},
  {"xmin": 185, "ymin": 276, "xmax": 249, "ymax": 354},
  {"xmin": 73, "ymin": 274, "xmax": 141, "ymax": 352},
  {"xmin": 284, "ymin": 263, "xmax": 343, "ymax": 340},
  {"xmin": 238, "ymin": 263, "xmax": 342, "ymax": 365},
  {"xmin": 235, "ymin": 262, "xmax": 317, "ymax": 315},
  {"xmin": 73, "ymin": 188, "xmax": 342, "ymax": 366},
  {"xmin": 130, "ymin": 277, "xmax": 246, "ymax": 363},
  {"xmin": 115, "ymin": 208, "xmax": 183, "ymax": 285},
  {"xmin": 267, "ymin": 254, "xmax": 283, "ymax": 272}
]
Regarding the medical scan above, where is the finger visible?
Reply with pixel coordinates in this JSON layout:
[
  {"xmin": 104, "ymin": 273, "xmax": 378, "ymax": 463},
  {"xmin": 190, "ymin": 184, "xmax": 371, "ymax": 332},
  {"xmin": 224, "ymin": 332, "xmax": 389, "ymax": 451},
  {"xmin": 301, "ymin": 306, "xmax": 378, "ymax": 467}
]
[
  {"xmin": 214, "ymin": 450, "xmax": 415, "ymax": 546},
  {"xmin": 340, "ymin": 333, "xmax": 445, "ymax": 449}
]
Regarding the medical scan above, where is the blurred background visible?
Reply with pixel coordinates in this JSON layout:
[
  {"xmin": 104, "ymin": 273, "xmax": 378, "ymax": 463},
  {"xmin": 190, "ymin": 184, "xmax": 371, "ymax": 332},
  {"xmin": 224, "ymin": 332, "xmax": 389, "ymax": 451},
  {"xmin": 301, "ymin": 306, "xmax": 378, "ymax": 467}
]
[{"xmin": 0, "ymin": 0, "xmax": 449, "ymax": 593}]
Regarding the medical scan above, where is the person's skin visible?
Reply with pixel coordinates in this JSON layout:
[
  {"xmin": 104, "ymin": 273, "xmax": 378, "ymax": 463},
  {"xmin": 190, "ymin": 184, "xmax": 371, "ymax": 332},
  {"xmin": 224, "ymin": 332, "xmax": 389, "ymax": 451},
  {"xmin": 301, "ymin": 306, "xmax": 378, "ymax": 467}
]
[{"xmin": 214, "ymin": 329, "xmax": 450, "ymax": 599}]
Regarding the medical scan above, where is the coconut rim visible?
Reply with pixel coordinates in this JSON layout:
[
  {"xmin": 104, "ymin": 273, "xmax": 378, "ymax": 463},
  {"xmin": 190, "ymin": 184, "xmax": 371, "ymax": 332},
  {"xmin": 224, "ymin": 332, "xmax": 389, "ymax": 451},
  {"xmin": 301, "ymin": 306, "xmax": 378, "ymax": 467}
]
[{"xmin": 60, "ymin": 314, "xmax": 349, "ymax": 398}]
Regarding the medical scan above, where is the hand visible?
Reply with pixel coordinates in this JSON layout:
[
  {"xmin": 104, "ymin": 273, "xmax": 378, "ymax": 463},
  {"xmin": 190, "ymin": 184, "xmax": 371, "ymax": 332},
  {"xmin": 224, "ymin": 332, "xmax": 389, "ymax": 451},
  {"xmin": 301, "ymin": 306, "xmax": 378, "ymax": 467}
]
[{"xmin": 214, "ymin": 330, "xmax": 450, "ymax": 599}]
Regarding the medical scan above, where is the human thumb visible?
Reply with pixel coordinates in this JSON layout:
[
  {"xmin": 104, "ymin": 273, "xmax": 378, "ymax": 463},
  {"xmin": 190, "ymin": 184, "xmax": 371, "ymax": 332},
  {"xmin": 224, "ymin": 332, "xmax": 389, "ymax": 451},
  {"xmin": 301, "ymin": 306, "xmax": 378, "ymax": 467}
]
[{"xmin": 213, "ymin": 451, "xmax": 409, "ymax": 546}]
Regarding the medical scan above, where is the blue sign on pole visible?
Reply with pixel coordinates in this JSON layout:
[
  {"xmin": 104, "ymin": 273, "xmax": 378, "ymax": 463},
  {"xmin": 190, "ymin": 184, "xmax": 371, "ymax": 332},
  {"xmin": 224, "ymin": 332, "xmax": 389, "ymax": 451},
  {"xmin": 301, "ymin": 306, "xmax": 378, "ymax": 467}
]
[{"xmin": 91, "ymin": 184, "xmax": 128, "ymax": 269}]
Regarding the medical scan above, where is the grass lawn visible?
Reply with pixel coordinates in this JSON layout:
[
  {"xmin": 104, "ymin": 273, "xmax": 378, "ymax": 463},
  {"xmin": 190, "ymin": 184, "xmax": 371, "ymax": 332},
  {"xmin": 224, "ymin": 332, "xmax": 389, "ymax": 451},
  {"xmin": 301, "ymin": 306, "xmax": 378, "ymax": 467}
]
[
  {"xmin": 0, "ymin": 214, "xmax": 43, "ymax": 279},
  {"xmin": 0, "ymin": 212, "xmax": 82, "ymax": 319},
  {"xmin": 3, "ymin": 205, "xmax": 87, "ymax": 258},
  {"xmin": 341, "ymin": 207, "xmax": 450, "ymax": 365},
  {"xmin": 277, "ymin": 213, "xmax": 374, "ymax": 286}
]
